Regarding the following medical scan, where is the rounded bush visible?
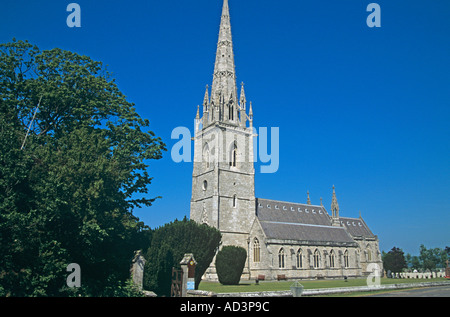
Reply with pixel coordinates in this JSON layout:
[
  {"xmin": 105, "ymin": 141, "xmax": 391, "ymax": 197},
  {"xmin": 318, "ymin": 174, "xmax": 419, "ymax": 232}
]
[{"xmin": 215, "ymin": 246, "xmax": 247, "ymax": 285}]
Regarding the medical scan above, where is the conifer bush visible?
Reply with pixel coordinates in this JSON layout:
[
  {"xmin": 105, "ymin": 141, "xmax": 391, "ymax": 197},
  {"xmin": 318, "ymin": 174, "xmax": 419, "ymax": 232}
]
[
  {"xmin": 215, "ymin": 246, "xmax": 247, "ymax": 285},
  {"xmin": 143, "ymin": 218, "xmax": 222, "ymax": 296}
]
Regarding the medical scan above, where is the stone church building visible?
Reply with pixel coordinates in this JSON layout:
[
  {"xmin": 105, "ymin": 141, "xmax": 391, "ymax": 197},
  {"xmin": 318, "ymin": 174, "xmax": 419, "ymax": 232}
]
[{"xmin": 190, "ymin": 0, "xmax": 382, "ymax": 281}]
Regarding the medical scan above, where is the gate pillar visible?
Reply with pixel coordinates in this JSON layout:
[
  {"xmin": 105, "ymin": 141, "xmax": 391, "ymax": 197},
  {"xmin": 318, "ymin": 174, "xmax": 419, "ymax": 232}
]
[{"xmin": 180, "ymin": 254, "xmax": 197, "ymax": 297}]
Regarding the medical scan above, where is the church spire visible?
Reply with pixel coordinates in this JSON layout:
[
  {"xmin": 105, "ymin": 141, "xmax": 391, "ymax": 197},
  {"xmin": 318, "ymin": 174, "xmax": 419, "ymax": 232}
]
[
  {"xmin": 211, "ymin": 0, "xmax": 238, "ymax": 122},
  {"xmin": 199, "ymin": 0, "xmax": 250, "ymax": 128}
]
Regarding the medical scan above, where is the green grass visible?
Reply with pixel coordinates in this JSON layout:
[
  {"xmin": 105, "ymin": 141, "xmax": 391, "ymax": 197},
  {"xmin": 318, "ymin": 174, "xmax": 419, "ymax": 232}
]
[{"xmin": 198, "ymin": 277, "xmax": 449, "ymax": 294}]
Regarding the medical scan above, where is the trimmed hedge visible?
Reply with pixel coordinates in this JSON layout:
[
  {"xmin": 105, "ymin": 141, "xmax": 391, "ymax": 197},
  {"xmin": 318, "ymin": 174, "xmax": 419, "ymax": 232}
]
[{"xmin": 215, "ymin": 246, "xmax": 247, "ymax": 285}]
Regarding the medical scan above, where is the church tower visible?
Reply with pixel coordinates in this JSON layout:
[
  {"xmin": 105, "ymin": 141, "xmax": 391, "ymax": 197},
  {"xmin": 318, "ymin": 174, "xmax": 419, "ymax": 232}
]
[{"xmin": 190, "ymin": 0, "xmax": 256, "ymax": 250}]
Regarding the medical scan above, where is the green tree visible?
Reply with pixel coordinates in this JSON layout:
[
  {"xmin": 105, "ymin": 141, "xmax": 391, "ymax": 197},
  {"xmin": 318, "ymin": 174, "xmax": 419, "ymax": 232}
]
[
  {"xmin": 411, "ymin": 255, "xmax": 421, "ymax": 270},
  {"xmin": 405, "ymin": 253, "xmax": 421, "ymax": 270},
  {"xmin": 0, "ymin": 40, "xmax": 165, "ymax": 296},
  {"xmin": 382, "ymin": 247, "xmax": 407, "ymax": 273},
  {"xmin": 419, "ymin": 245, "xmax": 448, "ymax": 271},
  {"xmin": 215, "ymin": 246, "xmax": 247, "ymax": 285},
  {"xmin": 143, "ymin": 218, "xmax": 221, "ymax": 297}
]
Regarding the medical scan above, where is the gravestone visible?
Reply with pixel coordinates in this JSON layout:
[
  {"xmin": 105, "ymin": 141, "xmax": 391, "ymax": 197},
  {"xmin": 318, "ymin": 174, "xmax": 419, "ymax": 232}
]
[{"xmin": 130, "ymin": 250, "xmax": 146, "ymax": 290}]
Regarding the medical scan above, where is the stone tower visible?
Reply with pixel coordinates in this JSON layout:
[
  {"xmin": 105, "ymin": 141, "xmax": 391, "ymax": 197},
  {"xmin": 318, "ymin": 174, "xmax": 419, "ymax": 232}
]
[{"xmin": 190, "ymin": 0, "xmax": 256, "ymax": 251}]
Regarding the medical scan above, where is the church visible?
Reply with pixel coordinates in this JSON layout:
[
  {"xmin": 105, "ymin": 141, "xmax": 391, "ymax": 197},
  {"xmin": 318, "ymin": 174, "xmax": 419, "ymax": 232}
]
[{"xmin": 190, "ymin": 0, "xmax": 382, "ymax": 281}]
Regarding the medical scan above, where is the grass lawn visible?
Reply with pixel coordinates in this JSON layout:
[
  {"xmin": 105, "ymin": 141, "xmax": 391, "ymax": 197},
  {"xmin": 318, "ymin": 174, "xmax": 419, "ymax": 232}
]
[{"xmin": 198, "ymin": 277, "xmax": 449, "ymax": 294}]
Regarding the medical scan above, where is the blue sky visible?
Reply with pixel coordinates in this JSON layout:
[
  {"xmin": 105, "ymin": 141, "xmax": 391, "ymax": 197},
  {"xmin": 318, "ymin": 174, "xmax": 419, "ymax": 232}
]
[{"xmin": 1, "ymin": 0, "xmax": 449, "ymax": 255}]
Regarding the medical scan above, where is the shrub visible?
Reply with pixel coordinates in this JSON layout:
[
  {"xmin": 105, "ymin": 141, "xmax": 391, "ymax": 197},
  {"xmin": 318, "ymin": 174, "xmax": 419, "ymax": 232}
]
[
  {"xmin": 215, "ymin": 246, "xmax": 247, "ymax": 285},
  {"xmin": 143, "ymin": 218, "xmax": 221, "ymax": 296}
]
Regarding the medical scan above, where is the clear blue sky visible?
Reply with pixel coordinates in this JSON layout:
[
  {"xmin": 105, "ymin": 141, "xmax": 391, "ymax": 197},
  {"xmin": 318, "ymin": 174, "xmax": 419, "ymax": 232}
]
[{"xmin": 1, "ymin": 0, "xmax": 449, "ymax": 255}]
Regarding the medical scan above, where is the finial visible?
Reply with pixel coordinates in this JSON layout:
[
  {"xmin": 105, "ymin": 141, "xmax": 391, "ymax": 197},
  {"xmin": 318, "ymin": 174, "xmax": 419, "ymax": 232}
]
[
  {"xmin": 320, "ymin": 197, "xmax": 323, "ymax": 206},
  {"xmin": 307, "ymin": 191, "xmax": 311, "ymax": 205},
  {"xmin": 196, "ymin": 105, "xmax": 200, "ymax": 119},
  {"xmin": 203, "ymin": 85, "xmax": 209, "ymax": 108},
  {"xmin": 240, "ymin": 82, "xmax": 246, "ymax": 107}
]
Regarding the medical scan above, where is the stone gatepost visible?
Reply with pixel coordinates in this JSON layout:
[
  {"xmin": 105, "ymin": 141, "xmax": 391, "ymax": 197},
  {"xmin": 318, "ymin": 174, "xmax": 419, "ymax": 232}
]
[{"xmin": 180, "ymin": 254, "xmax": 197, "ymax": 297}]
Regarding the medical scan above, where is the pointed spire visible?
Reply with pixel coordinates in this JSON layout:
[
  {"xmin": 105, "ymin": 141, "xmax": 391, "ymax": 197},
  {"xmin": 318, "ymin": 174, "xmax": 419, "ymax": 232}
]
[
  {"xmin": 248, "ymin": 101, "xmax": 253, "ymax": 128},
  {"xmin": 203, "ymin": 85, "xmax": 209, "ymax": 126},
  {"xmin": 195, "ymin": 105, "xmax": 201, "ymax": 133},
  {"xmin": 331, "ymin": 185, "xmax": 340, "ymax": 218},
  {"xmin": 307, "ymin": 191, "xmax": 311, "ymax": 205},
  {"xmin": 240, "ymin": 82, "xmax": 246, "ymax": 108},
  {"xmin": 211, "ymin": 0, "xmax": 238, "ymax": 118},
  {"xmin": 203, "ymin": 85, "xmax": 209, "ymax": 108},
  {"xmin": 239, "ymin": 82, "xmax": 247, "ymax": 127}
]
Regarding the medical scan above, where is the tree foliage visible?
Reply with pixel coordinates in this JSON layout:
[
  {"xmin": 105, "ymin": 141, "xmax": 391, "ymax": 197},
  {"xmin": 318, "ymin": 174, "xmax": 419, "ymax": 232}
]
[
  {"xmin": 418, "ymin": 245, "xmax": 448, "ymax": 271},
  {"xmin": 215, "ymin": 246, "xmax": 247, "ymax": 285},
  {"xmin": 143, "ymin": 218, "xmax": 221, "ymax": 297},
  {"xmin": 382, "ymin": 247, "xmax": 407, "ymax": 273},
  {"xmin": 0, "ymin": 40, "xmax": 165, "ymax": 296},
  {"xmin": 388, "ymin": 245, "xmax": 449, "ymax": 273}
]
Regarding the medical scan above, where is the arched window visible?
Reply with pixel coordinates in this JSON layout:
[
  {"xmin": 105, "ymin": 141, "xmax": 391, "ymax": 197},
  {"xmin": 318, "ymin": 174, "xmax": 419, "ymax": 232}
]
[
  {"xmin": 230, "ymin": 142, "xmax": 237, "ymax": 167},
  {"xmin": 367, "ymin": 248, "xmax": 372, "ymax": 262},
  {"xmin": 313, "ymin": 249, "xmax": 320, "ymax": 268},
  {"xmin": 296, "ymin": 249, "xmax": 303, "ymax": 268},
  {"xmin": 344, "ymin": 250, "xmax": 349, "ymax": 268},
  {"xmin": 253, "ymin": 238, "xmax": 260, "ymax": 263},
  {"xmin": 229, "ymin": 104, "xmax": 234, "ymax": 121},
  {"xmin": 329, "ymin": 250, "xmax": 335, "ymax": 268},
  {"xmin": 278, "ymin": 248, "xmax": 285, "ymax": 269}
]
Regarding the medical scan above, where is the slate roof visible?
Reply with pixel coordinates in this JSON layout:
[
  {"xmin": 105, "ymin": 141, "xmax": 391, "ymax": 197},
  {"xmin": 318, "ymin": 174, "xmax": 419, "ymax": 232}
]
[
  {"xmin": 255, "ymin": 198, "xmax": 370, "ymax": 246},
  {"xmin": 256, "ymin": 198, "xmax": 331, "ymax": 226},
  {"xmin": 339, "ymin": 217, "xmax": 375, "ymax": 239}
]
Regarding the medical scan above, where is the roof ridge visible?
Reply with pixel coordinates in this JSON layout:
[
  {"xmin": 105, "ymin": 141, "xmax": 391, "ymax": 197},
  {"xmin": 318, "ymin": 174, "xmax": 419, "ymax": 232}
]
[
  {"xmin": 260, "ymin": 220, "xmax": 344, "ymax": 230},
  {"xmin": 256, "ymin": 197, "xmax": 324, "ymax": 208}
]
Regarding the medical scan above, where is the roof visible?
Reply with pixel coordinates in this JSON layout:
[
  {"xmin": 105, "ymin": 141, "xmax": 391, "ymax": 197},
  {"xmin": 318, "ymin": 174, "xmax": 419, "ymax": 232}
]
[
  {"xmin": 339, "ymin": 217, "xmax": 375, "ymax": 239},
  {"xmin": 259, "ymin": 221, "xmax": 357, "ymax": 246},
  {"xmin": 256, "ymin": 198, "xmax": 331, "ymax": 226},
  {"xmin": 255, "ymin": 198, "xmax": 359, "ymax": 246}
]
